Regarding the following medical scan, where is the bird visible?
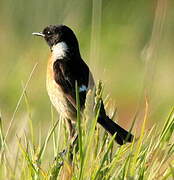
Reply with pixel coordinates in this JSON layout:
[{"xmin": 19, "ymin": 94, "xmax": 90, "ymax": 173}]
[{"xmin": 32, "ymin": 24, "xmax": 133, "ymax": 145}]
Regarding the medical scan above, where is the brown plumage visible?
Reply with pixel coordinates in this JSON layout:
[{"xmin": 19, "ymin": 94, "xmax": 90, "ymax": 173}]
[
  {"xmin": 32, "ymin": 24, "xmax": 134, "ymax": 145},
  {"xmin": 46, "ymin": 54, "xmax": 77, "ymax": 122}
]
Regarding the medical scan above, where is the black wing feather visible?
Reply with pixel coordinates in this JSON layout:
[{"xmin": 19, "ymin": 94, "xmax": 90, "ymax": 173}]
[{"xmin": 53, "ymin": 58, "xmax": 89, "ymax": 108}]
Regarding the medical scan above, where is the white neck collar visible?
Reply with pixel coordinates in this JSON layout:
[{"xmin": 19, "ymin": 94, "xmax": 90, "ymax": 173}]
[{"xmin": 51, "ymin": 42, "xmax": 68, "ymax": 59}]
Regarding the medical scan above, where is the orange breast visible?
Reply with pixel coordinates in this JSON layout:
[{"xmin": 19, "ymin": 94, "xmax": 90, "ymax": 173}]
[{"xmin": 46, "ymin": 55, "xmax": 76, "ymax": 121}]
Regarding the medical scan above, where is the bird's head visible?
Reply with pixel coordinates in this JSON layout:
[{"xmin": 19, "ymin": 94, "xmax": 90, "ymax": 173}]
[{"xmin": 32, "ymin": 25, "xmax": 79, "ymax": 52}]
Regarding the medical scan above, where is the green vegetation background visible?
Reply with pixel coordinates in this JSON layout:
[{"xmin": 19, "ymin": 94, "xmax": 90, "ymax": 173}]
[{"xmin": 0, "ymin": 0, "xmax": 173, "ymax": 137}]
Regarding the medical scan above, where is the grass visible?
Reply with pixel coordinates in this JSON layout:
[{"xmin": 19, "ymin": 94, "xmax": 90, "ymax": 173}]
[
  {"xmin": 0, "ymin": 0, "xmax": 173, "ymax": 179},
  {"xmin": 0, "ymin": 79, "xmax": 174, "ymax": 180}
]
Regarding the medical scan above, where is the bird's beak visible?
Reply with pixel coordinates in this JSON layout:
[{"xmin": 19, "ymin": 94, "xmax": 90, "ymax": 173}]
[{"xmin": 32, "ymin": 32, "xmax": 45, "ymax": 37}]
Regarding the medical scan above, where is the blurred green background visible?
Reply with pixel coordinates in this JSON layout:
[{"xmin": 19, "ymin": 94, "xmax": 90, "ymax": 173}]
[{"xmin": 0, "ymin": 0, "xmax": 173, "ymax": 136}]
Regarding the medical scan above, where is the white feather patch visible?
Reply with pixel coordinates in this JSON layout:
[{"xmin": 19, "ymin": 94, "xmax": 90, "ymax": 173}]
[
  {"xmin": 52, "ymin": 42, "xmax": 68, "ymax": 59},
  {"xmin": 79, "ymin": 85, "xmax": 87, "ymax": 92}
]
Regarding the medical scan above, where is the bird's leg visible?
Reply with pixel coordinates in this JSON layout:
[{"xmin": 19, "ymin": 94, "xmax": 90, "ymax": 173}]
[
  {"xmin": 66, "ymin": 119, "xmax": 78, "ymax": 162},
  {"xmin": 57, "ymin": 119, "xmax": 78, "ymax": 164},
  {"xmin": 67, "ymin": 119, "xmax": 76, "ymax": 140}
]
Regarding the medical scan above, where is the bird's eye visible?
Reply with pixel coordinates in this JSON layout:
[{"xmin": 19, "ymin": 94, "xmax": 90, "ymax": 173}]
[{"xmin": 47, "ymin": 31, "xmax": 51, "ymax": 35}]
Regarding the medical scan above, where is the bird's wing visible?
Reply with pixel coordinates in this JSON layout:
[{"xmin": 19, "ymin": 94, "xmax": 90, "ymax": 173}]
[{"xmin": 53, "ymin": 58, "xmax": 92, "ymax": 109}]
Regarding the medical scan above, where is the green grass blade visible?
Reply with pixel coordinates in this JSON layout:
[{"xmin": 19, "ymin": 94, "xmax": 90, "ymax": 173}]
[
  {"xmin": 17, "ymin": 137, "xmax": 37, "ymax": 175},
  {"xmin": 159, "ymin": 107, "xmax": 174, "ymax": 143},
  {"xmin": 50, "ymin": 105, "xmax": 57, "ymax": 158},
  {"xmin": 4, "ymin": 63, "xmax": 38, "ymax": 143},
  {"xmin": 130, "ymin": 99, "xmax": 148, "ymax": 176},
  {"xmin": 23, "ymin": 89, "xmax": 34, "ymax": 146},
  {"xmin": 75, "ymin": 81, "xmax": 84, "ymax": 179},
  {"xmin": 169, "ymin": 164, "xmax": 174, "ymax": 179},
  {"xmin": 93, "ymin": 133, "xmax": 116, "ymax": 180},
  {"xmin": 0, "ymin": 113, "xmax": 5, "ymax": 150},
  {"xmin": 83, "ymin": 99, "xmax": 101, "ymax": 174},
  {"xmin": 38, "ymin": 120, "xmax": 59, "ymax": 161}
]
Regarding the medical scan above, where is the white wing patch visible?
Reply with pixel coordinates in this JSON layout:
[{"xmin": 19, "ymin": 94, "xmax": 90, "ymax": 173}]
[
  {"xmin": 79, "ymin": 85, "xmax": 87, "ymax": 92},
  {"xmin": 52, "ymin": 42, "xmax": 68, "ymax": 59}
]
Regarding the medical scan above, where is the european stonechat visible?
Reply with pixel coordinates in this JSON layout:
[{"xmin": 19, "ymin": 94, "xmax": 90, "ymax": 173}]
[{"xmin": 32, "ymin": 25, "xmax": 133, "ymax": 145}]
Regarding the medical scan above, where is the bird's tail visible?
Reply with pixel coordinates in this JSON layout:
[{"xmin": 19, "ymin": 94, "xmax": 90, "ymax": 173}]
[
  {"xmin": 98, "ymin": 116, "xmax": 133, "ymax": 145},
  {"xmin": 98, "ymin": 102, "xmax": 134, "ymax": 145}
]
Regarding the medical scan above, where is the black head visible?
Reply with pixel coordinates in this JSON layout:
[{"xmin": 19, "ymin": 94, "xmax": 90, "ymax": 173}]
[{"xmin": 32, "ymin": 25, "xmax": 79, "ymax": 50}]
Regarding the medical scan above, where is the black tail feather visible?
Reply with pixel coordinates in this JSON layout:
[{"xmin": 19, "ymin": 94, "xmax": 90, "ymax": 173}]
[
  {"xmin": 98, "ymin": 116, "xmax": 133, "ymax": 145},
  {"xmin": 98, "ymin": 101, "xmax": 134, "ymax": 145}
]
